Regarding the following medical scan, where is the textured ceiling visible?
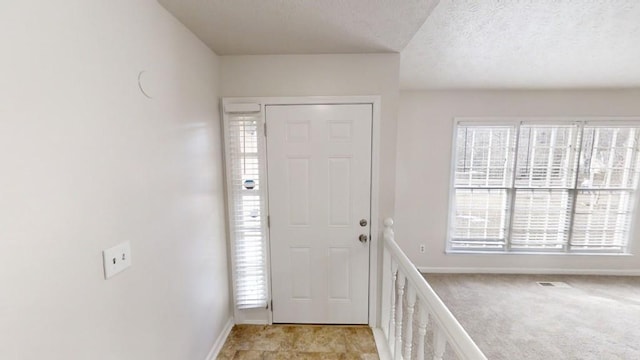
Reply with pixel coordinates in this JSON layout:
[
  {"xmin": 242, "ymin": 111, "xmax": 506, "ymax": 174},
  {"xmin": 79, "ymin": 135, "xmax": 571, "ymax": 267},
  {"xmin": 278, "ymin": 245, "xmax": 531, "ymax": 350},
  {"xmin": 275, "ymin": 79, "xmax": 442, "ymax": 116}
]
[
  {"xmin": 158, "ymin": 0, "xmax": 438, "ymax": 55},
  {"xmin": 159, "ymin": 0, "xmax": 640, "ymax": 89},
  {"xmin": 401, "ymin": 0, "xmax": 640, "ymax": 89}
]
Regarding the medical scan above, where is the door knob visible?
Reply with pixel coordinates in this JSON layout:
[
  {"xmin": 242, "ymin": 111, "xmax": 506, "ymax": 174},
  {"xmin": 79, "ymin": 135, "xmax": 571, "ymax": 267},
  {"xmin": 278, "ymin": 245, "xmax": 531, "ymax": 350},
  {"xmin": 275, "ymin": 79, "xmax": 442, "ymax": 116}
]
[
  {"xmin": 359, "ymin": 234, "xmax": 368, "ymax": 243},
  {"xmin": 359, "ymin": 219, "xmax": 368, "ymax": 227}
]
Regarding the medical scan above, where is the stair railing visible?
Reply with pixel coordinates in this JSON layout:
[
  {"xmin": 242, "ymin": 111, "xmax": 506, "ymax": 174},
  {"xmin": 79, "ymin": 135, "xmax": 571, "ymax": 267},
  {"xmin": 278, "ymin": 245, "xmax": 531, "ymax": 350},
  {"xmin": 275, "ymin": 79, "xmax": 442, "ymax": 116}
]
[{"xmin": 379, "ymin": 218, "xmax": 487, "ymax": 360}]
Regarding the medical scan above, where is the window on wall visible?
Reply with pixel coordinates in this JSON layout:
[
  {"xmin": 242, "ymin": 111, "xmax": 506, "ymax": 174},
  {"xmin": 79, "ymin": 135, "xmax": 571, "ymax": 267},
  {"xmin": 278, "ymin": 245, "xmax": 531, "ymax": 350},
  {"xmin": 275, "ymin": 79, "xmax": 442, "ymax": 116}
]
[
  {"xmin": 223, "ymin": 106, "xmax": 269, "ymax": 310},
  {"xmin": 448, "ymin": 120, "xmax": 640, "ymax": 254}
]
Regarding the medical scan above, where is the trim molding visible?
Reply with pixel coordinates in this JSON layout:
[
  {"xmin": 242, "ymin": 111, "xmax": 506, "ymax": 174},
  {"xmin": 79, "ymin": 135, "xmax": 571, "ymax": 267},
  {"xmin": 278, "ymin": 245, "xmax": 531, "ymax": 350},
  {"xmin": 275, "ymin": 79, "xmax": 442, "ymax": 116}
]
[
  {"xmin": 417, "ymin": 267, "xmax": 640, "ymax": 276},
  {"xmin": 205, "ymin": 317, "xmax": 234, "ymax": 360},
  {"xmin": 236, "ymin": 320, "xmax": 269, "ymax": 325},
  {"xmin": 371, "ymin": 328, "xmax": 392, "ymax": 360},
  {"xmin": 223, "ymin": 96, "xmax": 383, "ymax": 326}
]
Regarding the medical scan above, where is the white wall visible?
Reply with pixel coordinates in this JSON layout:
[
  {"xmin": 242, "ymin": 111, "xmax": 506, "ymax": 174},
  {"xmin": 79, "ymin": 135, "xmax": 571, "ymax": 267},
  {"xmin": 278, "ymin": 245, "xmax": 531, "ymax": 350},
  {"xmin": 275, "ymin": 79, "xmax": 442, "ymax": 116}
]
[
  {"xmin": 220, "ymin": 54, "xmax": 400, "ymax": 323},
  {"xmin": 220, "ymin": 54, "xmax": 400, "ymax": 219},
  {"xmin": 0, "ymin": 1, "xmax": 231, "ymax": 359},
  {"xmin": 396, "ymin": 90, "xmax": 640, "ymax": 274}
]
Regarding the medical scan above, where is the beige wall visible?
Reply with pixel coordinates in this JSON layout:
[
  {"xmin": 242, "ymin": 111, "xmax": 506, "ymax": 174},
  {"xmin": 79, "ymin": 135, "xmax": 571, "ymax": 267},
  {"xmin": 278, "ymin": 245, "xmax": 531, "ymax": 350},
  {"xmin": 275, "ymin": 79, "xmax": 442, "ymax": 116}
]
[
  {"xmin": 0, "ymin": 1, "xmax": 231, "ymax": 359},
  {"xmin": 396, "ymin": 89, "xmax": 640, "ymax": 273},
  {"xmin": 220, "ymin": 53, "xmax": 400, "ymax": 229}
]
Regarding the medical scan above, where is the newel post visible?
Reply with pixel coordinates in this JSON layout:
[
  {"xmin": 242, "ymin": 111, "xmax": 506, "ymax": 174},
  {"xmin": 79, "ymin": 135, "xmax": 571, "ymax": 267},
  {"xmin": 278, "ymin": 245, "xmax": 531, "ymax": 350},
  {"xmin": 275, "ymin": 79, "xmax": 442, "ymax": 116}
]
[{"xmin": 383, "ymin": 218, "xmax": 394, "ymax": 239}]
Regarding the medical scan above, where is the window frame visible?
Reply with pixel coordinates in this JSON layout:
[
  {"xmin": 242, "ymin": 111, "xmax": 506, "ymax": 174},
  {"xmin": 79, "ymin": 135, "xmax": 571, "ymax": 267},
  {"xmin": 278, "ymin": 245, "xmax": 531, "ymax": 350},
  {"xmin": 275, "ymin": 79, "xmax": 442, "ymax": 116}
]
[
  {"xmin": 222, "ymin": 103, "xmax": 271, "ymax": 318},
  {"xmin": 447, "ymin": 117, "xmax": 640, "ymax": 255}
]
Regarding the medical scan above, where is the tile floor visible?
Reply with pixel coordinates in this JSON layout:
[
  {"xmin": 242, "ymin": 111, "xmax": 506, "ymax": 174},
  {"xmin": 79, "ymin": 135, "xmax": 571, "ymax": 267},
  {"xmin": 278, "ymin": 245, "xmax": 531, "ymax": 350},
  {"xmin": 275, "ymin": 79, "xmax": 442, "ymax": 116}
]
[{"xmin": 217, "ymin": 325, "xmax": 380, "ymax": 359}]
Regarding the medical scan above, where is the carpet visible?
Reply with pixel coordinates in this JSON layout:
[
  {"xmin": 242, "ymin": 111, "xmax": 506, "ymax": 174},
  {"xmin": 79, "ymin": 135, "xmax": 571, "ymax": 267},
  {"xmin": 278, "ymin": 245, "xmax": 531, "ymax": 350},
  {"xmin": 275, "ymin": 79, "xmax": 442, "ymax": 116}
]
[{"xmin": 423, "ymin": 274, "xmax": 640, "ymax": 360}]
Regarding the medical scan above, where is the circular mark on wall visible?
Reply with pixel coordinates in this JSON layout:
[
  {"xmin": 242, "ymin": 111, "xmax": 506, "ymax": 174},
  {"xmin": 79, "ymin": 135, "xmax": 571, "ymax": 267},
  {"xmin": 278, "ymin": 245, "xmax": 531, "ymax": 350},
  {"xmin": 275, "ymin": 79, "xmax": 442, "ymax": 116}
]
[{"xmin": 138, "ymin": 70, "xmax": 154, "ymax": 99}]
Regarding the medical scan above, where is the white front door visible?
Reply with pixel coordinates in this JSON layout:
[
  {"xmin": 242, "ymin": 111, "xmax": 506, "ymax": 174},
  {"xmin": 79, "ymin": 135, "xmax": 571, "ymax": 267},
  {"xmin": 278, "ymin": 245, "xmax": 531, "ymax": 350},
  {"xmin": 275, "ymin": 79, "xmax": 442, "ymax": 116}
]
[{"xmin": 266, "ymin": 104, "xmax": 372, "ymax": 324}]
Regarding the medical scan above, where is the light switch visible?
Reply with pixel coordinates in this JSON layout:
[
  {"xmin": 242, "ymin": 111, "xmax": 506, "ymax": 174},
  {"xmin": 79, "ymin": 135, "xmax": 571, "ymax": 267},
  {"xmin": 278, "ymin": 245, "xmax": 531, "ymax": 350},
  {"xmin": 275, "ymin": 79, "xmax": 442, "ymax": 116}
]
[{"xmin": 103, "ymin": 241, "xmax": 132, "ymax": 279}]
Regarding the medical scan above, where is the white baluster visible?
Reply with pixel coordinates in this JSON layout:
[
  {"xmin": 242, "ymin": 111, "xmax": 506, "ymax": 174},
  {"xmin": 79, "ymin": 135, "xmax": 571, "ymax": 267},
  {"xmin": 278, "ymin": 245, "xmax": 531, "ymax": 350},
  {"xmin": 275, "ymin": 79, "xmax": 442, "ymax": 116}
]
[
  {"xmin": 388, "ymin": 260, "xmax": 398, "ymax": 355},
  {"xmin": 379, "ymin": 215, "xmax": 486, "ymax": 360},
  {"xmin": 381, "ymin": 248, "xmax": 390, "ymax": 336},
  {"xmin": 384, "ymin": 217, "xmax": 398, "ymax": 356},
  {"xmin": 416, "ymin": 301, "xmax": 429, "ymax": 360},
  {"xmin": 394, "ymin": 273, "xmax": 406, "ymax": 360},
  {"xmin": 403, "ymin": 284, "xmax": 417, "ymax": 360},
  {"xmin": 433, "ymin": 325, "xmax": 447, "ymax": 360}
]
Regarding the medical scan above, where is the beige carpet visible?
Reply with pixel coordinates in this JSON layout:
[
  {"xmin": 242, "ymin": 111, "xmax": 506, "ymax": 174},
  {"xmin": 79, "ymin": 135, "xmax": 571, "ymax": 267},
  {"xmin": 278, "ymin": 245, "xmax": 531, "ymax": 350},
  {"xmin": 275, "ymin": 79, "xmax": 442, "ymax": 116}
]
[{"xmin": 424, "ymin": 274, "xmax": 640, "ymax": 360}]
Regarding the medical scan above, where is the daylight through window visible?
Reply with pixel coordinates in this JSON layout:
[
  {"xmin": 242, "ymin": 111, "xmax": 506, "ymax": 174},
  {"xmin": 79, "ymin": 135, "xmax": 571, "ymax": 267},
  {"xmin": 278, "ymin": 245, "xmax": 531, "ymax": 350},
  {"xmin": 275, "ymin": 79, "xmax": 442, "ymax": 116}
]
[
  {"xmin": 225, "ymin": 112, "xmax": 268, "ymax": 309},
  {"xmin": 449, "ymin": 120, "xmax": 640, "ymax": 253}
]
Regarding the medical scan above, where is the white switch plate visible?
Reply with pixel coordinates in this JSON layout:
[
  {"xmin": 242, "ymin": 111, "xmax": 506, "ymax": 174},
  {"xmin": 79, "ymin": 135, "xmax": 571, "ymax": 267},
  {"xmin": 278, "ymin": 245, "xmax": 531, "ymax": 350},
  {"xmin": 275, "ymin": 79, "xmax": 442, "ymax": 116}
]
[{"xmin": 103, "ymin": 241, "xmax": 132, "ymax": 279}]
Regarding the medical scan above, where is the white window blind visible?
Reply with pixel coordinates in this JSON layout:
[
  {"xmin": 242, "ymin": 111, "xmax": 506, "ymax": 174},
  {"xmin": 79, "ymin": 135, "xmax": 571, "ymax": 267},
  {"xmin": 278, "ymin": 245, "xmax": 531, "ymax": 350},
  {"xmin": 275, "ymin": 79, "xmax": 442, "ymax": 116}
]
[
  {"xmin": 224, "ymin": 112, "xmax": 268, "ymax": 309},
  {"xmin": 572, "ymin": 126, "xmax": 640, "ymax": 251},
  {"xmin": 452, "ymin": 126, "xmax": 514, "ymax": 250},
  {"xmin": 449, "ymin": 121, "xmax": 640, "ymax": 253}
]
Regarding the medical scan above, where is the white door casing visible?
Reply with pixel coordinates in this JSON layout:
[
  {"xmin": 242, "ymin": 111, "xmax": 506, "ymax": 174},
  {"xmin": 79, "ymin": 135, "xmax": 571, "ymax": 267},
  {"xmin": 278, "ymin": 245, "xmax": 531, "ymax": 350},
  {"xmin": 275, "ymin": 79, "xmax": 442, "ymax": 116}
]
[{"xmin": 267, "ymin": 104, "xmax": 372, "ymax": 324}]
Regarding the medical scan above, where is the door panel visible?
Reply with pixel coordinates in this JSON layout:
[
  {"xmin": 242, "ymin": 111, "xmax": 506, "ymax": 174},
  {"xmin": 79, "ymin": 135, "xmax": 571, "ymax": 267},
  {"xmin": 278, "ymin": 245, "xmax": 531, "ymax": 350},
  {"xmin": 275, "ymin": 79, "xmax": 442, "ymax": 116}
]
[
  {"xmin": 286, "ymin": 158, "xmax": 310, "ymax": 225},
  {"xmin": 267, "ymin": 104, "xmax": 372, "ymax": 324}
]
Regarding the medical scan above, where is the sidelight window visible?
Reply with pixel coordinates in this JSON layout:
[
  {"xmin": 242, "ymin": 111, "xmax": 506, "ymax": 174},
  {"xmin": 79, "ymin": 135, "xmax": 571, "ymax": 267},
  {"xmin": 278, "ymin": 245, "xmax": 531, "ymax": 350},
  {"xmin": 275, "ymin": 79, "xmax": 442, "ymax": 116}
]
[{"xmin": 223, "ymin": 106, "xmax": 269, "ymax": 309}]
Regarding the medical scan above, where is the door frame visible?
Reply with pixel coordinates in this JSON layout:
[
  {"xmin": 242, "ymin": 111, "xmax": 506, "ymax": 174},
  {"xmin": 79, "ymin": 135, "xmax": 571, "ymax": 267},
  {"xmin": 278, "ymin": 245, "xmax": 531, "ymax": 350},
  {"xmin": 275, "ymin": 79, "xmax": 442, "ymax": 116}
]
[{"xmin": 222, "ymin": 96, "xmax": 382, "ymax": 327}]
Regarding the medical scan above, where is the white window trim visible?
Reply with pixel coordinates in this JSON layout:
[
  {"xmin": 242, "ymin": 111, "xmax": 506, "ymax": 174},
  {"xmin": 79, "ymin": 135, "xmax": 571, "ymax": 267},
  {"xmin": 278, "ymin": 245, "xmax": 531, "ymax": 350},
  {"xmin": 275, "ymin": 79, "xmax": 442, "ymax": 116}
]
[
  {"xmin": 222, "ymin": 96, "xmax": 382, "ymax": 327},
  {"xmin": 446, "ymin": 117, "xmax": 640, "ymax": 256},
  {"xmin": 222, "ymin": 103, "xmax": 271, "ymax": 324}
]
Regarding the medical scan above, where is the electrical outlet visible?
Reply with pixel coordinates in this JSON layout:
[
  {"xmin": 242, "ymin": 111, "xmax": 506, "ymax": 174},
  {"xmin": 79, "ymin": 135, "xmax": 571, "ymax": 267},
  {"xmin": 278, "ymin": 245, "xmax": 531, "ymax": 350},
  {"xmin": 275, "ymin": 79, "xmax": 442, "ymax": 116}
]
[
  {"xmin": 103, "ymin": 241, "xmax": 132, "ymax": 279},
  {"xmin": 419, "ymin": 244, "xmax": 426, "ymax": 253}
]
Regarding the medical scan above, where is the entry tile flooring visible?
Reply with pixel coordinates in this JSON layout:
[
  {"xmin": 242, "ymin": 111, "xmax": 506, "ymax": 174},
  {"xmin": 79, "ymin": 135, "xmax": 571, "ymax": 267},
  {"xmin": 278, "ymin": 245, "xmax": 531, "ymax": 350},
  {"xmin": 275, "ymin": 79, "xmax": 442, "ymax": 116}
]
[{"xmin": 217, "ymin": 325, "xmax": 380, "ymax": 360}]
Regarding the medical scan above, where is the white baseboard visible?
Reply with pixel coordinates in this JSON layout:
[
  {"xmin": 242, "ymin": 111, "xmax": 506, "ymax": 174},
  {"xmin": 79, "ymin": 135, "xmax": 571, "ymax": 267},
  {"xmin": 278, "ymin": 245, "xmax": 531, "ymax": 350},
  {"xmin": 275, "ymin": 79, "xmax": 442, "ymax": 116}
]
[
  {"xmin": 417, "ymin": 267, "xmax": 640, "ymax": 276},
  {"xmin": 205, "ymin": 317, "xmax": 234, "ymax": 360},
  {"xmin": 371, "ymin": 328, "xmax": 392, "ymax": 360},
  {"xmin": 235, "ymin": 320, "xmax": 269, "ymax": 325}
]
